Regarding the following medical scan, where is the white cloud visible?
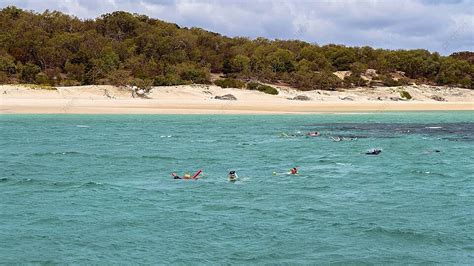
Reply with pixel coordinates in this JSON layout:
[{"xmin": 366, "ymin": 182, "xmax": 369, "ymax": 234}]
[{"xmin": 1, "ymin": 0, "xmax": 473, "ymax": 54}]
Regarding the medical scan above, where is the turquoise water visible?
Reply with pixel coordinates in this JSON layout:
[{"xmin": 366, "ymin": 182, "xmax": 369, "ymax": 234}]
[{"xmin": 1, "ymin": 112, "xmax": 473, "ymax": 264}]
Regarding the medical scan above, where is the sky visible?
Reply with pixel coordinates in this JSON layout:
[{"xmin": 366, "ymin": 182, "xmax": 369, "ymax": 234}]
[{"xmin": 1, "ymin": 0, "xmax": 473, "ymax": 54}]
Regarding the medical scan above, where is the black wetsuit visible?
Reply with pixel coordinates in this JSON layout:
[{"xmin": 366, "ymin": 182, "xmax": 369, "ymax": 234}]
[{"xmin": 366, "ymin": 150, "xmax": 381, "ymax": 155}]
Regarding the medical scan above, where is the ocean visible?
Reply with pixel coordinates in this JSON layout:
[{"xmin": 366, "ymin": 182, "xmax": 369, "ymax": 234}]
[{"xmin": 1, "ymin": 112, "xmax": 473, "ymax": 264}]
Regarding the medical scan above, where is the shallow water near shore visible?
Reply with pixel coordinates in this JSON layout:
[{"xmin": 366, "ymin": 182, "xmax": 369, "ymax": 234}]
[{"xmin": 1, "ymin": 112, "xmax": 473, "ymax": 264}]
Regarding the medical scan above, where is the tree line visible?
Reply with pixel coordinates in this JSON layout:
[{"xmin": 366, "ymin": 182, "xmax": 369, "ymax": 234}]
[{"xmin": 0, "ymin": 6, "xmax": 472, "ymax": 90}]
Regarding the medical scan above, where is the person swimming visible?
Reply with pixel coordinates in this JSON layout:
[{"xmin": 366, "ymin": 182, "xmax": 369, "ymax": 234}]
[
  {"xmin": 365, "ymin": 149, "xmax": 382, "ymax": 155},
  {"xmin": 306, "ymin": 131, "xmax": 320, "ymax": 137},
  {"xmin": 171, "ymin": 172, "xmax": 181, "ymax": 179},
  {"xmin": 183, "ymin": 172, "xmax": 192, "ymax": 179},
  {"xmin": 171, "ymin": 169, "xmax": 202, "ymax": 180},
  {"xmin": 228, "ymin": 171, "xmax": 238, "ymax": 182},
  {"xmin": 280, "ymin": 131, "xmax": 304, "ymax": 138},
  {"xmin": 290, "ymin": 167, "xmax": 298, "ymax": 175}
]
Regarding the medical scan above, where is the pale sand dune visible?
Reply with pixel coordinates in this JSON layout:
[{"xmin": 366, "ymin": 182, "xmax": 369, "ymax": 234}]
[{"xmin": 1, "ymin": 84, "xmax": 473, "ymax": 114}]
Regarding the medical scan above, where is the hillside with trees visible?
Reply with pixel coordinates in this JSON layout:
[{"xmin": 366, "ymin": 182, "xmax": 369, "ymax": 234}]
[{"xmin": 0, "ymin": 6, "xmax": 473, "ymax": 90}]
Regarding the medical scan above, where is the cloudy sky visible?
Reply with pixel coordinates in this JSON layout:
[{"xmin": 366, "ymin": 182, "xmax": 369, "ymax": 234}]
[{"xmin": 1, "ymin": 0, "xmax": 473, "ymax": 54}]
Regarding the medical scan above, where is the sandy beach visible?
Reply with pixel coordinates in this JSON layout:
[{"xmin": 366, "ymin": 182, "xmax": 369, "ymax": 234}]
[{"xmin": 1, "ymin": 84, "xmax": 473, "ymax": 114}]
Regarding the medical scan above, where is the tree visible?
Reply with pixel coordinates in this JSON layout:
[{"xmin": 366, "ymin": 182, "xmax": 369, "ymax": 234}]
[
  {"xmin": 174, "ymin": 62, "xmax": 210, "ymax": 84},
  {"xmin": 230, "ymin": 54, "xmax": 250, "ymax": 74},
  {"xmin": 108, "ymin": 69, "xmax": 132, "ymax": 86},
  {"xmin": 64, "ymin": 60, "xmax": 85, "ymax": 82},
  {"xmin": 321, "ymin": 45, "xmax": 356, "ymax": 70},
  {"xmin": 268, "ymin": 48, "xmax": 295, "ymax": 73},
  {"xmin": 436, "ymin": 57, "xmax": 472, "ymax": 87},
  {"xmin": 299, "ymin": 46, "xmax": 331, "ymax": 71},
  {"xmin": 0, "ymin": 51, "xmax": 16, "ymax": 74},
  {"xmin": 97, "ymin": 11, "xmax": 140, "ymax": 41},
  {"xmin": 35, "ymin": 72, "xmax": 51, "ymax": 85},
  {"xmin": 20, "ymin": 63, "xmax": 41, "ymax": 82}
]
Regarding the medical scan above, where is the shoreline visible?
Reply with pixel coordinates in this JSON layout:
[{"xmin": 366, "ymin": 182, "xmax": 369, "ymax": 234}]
[
  {"xmin": 1, "ymin": 99, "xmax": 472, "ymax": 114},
  {"xmin": 1, "ymin": 84, "xmax": 473, "ymax": 114}
]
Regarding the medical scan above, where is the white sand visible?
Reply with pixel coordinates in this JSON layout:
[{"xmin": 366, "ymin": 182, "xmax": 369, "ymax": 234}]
[{"xmin": 1, "ymin": 84, "xmax": 473, "ymax": 114}]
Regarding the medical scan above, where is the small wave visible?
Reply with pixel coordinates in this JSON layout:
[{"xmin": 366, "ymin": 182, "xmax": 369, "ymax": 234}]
[
  {"xmin": 5, "ymin": 177, "xmax": 115, "ymax": 191},
  {"xmin": 12, "ymin": 178, "xmax": 38, "ymax": 185},
  {"xmin": 364, "ymin": 226, "xmax": 445, "ymax": 243},
  {"xmin": 412, "ymin": 170, "xmax": 451, "ymax": 178},
  {"xmin": 425, "ymin": 126, "xmax": 442, "ymax": 129},
  {"xmin": 141, "ymin": 155, "xmax": 178, "ymax": 160},
  {"xmin": 160, "ymin": 135, "xmax": 172, "ymax": 138},
  {"xmin": 76, "ymin": 125, "xmax": 90, "ymax": 128},
  {"xmin": 239, "ymin": 143, "xmax": 256, "ymax": 146},
  {"xmin": 202, "ymin": 204, "xmax": 247, "ymax": 211},
  {"xmin": 296, "ymin": 207, "xmax": 328, "ymax": 213},
  {"xmin": 413, "ymin": 170, "xmax": 432, "ymax": 175},
  {"xmin": 292, "ymin": 216, "xmax": 316, "ymax": 222},
  {"xmin": 32, "ymin": 151, "xmax": 86, "ymax": 157},
  {"xmin": 335, "ymin": 162, "xmax": 352, "ymax": 166},
  {"xmin": 11, "ymin": 178, "xmax": 73, "ymax": 188},
  {"xmin": 442, "ymin": 136, "xmax": 474, "ymax": 142},
  {"xmin": 76, "ymin": 181, "xmax": 110, "ymax": 190},
  {"xmin": 83, "ymin": 181, "xmax": 104, "ymax": 186},
  {"xmin": 317, "ymin": 159, "xmax": 332, "ymax": 163}
]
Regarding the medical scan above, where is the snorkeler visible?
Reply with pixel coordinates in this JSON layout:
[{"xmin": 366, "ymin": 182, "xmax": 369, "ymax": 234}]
[
  {"xmin": 306, "ymin": 131, "xmax": 320, "ymax": 137},
  {"xmin": 183, "ymin": 172, "xmax": 192, "ymax": 179},
  {"xmin": 290, "ymin": 167, "xmax": 298, "ymax": 175},
  {"xmin": 228, "ymin": 171, "xmax": 238, "ymax": 182},
  {"xmin": 171, "ymin": 169, "xmax": 202, "ymax": 180},
  {"xmin": 365, "ymin": 149, "xmax": 382, "ymax": 155},
  {"xmin": 171, "ymin": 172, "xmax": 181, "ymax": 179}
]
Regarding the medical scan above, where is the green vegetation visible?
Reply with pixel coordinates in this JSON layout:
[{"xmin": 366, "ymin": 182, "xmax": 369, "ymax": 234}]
[
  {"xmin": 214, "ymin": 78, "xmax": 245, "ymax": 88},
  {"xmin": 23, "ymin": 84, "xmax": 57, "ymax": 90},
  {"xmin": 380, "ymin": 75, "xmax": 408, "ymax": 87},
  {"xmin": 0, "ymin": 6, "xmax": 473, "ymax": 90},
  {"xmin": 400, "ymin": 90, "xmax": 412, "ymax": 100},
  {"xmin": 246, "ymin": 82, "xmax": 278, "ymax": 95}
]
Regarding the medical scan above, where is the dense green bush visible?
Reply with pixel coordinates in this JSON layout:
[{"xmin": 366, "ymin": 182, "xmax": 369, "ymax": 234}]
[
  {"xmin": 35, "ymin": 72, "xmax": 51, "ymax": 85},
  {"xmin": 290, "ymin": 71, "xmax": 341, "ymax": 90},
  {"xmin": 214, "ymin": 78, "xmax": 245, "ymax": 88},
  {"xmin": 435, "ymin": 57, "xmax": 473, "ymax": 87},
  {"xmin": 0, "ymin": 52, "xmax": 16, "ymax": 74},
  {"xmin": 64, "ymin": 61, "xmax": 85, "ymax": 83},
  {"xmin": 60, "ymin": 79, "xmax": 81, "ymax": 86},
  {"xmin": 108, "ymin": 69, "xmax": 132, "ymax": 86},
  {"xmin": 175, "ymin": 63, "xmax": 210, "ymax": 84},
  {"xmin": 246, "ymin": 82, "xmax": 278, "ymax": 95},
  {"xmin": 400, "ymin": 90, "xmax": 412, "ymax": 100},
  {"xmin": 20, "ymin": 63, "xmax": 41, "ymax": 83},
  {"xmin": 154, "ymin": 74, "xmax": 188, "ymax": 86},
  {"xmin": 257, "ymin": 84, "xmax": 278, "ymax": 95},
  {"xmin": 246, "ymin": 82, "xmax": 260, "ymax": 90},
  {"xmin": 381, "ymin": 75, "xmax": 401, "ymax": 87}
]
